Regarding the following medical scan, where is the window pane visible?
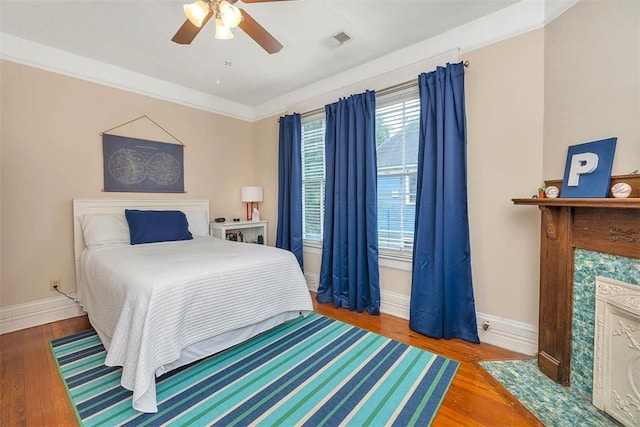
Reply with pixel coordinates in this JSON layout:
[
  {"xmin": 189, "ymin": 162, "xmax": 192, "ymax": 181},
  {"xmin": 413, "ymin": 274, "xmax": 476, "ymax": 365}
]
[
  {"xmin": 376, "ymin": 92, "xmax": 419, "ymax": 252},
  {"xmin": 303, "ymin": 179, "xmax": 323, "ymax": 240},
  {"xmin": 302, "ymin": 118, "xmax": 325, "ymax": 241}
]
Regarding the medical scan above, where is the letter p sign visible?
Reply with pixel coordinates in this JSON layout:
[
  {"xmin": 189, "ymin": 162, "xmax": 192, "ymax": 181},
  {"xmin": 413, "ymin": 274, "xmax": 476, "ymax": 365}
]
[
  {"xmin": 567, "ymin": 152, "xmax": 599, "ymax": 186},
  {"xmin": 560, "ymin": 138, "xmax": 617, "ymax": 198}
]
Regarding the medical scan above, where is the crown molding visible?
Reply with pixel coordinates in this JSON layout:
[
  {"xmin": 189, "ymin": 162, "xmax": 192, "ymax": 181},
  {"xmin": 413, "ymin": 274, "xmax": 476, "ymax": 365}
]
[
  {"xmin": 1, "ymin": 0, "xmax": 579, "ymax": 123},
  {"xmin": 0, "ymin": 33, "xmax": 254, "ymax": 121}
]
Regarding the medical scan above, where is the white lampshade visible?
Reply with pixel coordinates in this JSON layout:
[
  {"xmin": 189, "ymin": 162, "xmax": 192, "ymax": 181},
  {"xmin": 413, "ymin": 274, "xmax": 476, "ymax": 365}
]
[
  {"xmin": 214, "ymin": 18, "xmax": 234, "ymax": 40},
  {"xmin": 219, "ymin": 0, "xmax": 242, "ymax": 28},
  {"xmin": 241, "ymin": 186, "xmax": 263, "ymax": 202},
  {"xmin": 183, "ymin": 1, "xmax": 209, "ymax": 27}
]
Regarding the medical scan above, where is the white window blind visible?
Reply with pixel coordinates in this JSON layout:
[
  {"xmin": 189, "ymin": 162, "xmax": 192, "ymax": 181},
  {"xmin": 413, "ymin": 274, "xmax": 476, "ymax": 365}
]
[
  {"xmin": 301, "ymin": 117, "xmax": 325, "ymax": 241},
  {"xmin": 375, "ymin": 88, "xmax": 420, "ymax": 253}
]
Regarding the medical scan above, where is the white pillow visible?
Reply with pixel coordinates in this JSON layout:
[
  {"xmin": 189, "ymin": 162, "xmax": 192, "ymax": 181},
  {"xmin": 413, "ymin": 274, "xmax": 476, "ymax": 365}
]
[
  {"xmin": 80, "ymin": 214, "xmax": 130, "ymax": 246},
  {"xmin": 185, "ymin": 211, "xmax": 210, "ymax": 237}
]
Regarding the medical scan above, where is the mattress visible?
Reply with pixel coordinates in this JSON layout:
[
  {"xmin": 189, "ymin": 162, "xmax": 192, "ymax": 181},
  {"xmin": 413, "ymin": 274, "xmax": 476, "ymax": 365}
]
[{"xmin": 76, "ymin": 236, "xmax": 313, "ymax": 412}]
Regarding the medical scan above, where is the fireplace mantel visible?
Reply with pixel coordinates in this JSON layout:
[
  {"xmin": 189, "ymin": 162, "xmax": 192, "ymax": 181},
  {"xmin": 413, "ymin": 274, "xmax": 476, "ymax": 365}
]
[
  {"xmin": 512, "ymin": 176, "xmax": 640, "ymax": 386},
  {"xmin": 511, "ymin": 198, "xmax": 640, "ymax": 209}
]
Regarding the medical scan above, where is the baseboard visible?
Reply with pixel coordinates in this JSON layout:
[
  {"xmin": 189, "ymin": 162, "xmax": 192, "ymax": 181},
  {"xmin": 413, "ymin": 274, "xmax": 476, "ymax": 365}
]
[
  {"xmin": 304, "ymin": 272, "xmax": 319, "ymax": 292},
  {"xmin": 476, "ymin": 312, "xmax": 538, "ymax": 356},
  {"xmin": 380, "ymin": 290, "xmax": 411, "ymax": 320},
  {"xmin": 304, "ymin": 274, "xmax": 537, "ymax": 355},
  {"xmin": 0, "ymin": 294, "xmax": 85, "ymax": 334}
]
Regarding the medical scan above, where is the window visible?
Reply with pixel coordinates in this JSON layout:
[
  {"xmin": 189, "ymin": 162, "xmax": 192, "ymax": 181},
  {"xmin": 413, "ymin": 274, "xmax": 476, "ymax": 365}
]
[
  {"xmin": 301, "ymin": 117, "xmax": 325, "ymax": 242},
  {"xmin": 300, "ymin": 87, "xmax": 420, "ymax": 255},
  {"xmin": 375, "ymin": 90, "xmax": 420, "ymax": 254}
]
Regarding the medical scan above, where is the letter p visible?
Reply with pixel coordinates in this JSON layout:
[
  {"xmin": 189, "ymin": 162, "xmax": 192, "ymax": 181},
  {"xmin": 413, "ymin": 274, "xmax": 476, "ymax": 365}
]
[{"xmin": 567, "ymin": 152, "xmax": 599, "ymax": 186}]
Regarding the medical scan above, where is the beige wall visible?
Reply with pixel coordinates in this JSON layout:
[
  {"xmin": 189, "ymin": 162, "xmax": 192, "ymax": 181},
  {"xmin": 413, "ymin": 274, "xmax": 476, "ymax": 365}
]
[
  {"xmin": 252, "ymin": 115, "xmax": 281, "ymax": 246},
  {"xmin": 465, "ymin": 29, "xmax": 544, "ymax": 324},
  {"xmin": 0, "ymin": 60, "xmax": 255, "ymax": 306},
  {"xmin": 544, "ymin": 0, "xmax": 640, "ymax": 178}
]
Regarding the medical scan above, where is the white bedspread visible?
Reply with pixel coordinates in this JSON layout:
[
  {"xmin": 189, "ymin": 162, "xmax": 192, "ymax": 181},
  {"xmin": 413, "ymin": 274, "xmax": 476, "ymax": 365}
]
[{"xmin": 77, "ymin": 236, "xmax": 313, "ymax": 413}]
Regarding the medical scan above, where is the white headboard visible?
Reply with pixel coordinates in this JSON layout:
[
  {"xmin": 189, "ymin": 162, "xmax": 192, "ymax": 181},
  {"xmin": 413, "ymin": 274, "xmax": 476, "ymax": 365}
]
[{"xmin": 72, "ymin": 198, "xmax": 210, "ymax": 265}]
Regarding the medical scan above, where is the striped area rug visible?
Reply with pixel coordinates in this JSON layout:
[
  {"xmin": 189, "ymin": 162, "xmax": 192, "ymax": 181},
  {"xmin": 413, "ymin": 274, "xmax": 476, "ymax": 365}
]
[{"xmin": 51, "ymin": 313, "xmax": 458, "ymax": 426}]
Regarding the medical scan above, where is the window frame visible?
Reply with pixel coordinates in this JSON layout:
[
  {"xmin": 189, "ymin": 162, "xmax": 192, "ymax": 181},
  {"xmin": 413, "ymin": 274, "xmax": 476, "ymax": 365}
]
[{"xmin": 299, "ymin": 85, "xmax": 420, "ymax": 264}]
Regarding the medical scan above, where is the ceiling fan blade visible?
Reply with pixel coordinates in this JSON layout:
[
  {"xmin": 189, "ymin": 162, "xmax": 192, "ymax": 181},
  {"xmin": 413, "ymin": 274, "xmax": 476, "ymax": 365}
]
[
  {"xmin": 238, "ymin": 9, "xmax": 283, "ymax": 54},
  {"xmin": 171, "ymin": 10, "xmax": 213, "ymax": 44}
]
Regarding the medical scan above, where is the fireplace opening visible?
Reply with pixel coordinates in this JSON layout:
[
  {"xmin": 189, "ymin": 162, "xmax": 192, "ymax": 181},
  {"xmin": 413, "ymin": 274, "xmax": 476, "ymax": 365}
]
[{"xmin": 592, "ymin": 276, "xmax": 640, "ymax": 426}]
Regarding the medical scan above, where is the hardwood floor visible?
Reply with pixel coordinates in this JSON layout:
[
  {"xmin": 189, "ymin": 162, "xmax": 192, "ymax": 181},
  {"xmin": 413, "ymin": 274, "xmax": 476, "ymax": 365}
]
[
  {"xmin": 1, "ymin": 315, "xmax": 91, "ymax": 426},
  {"xmin": 1, "ymin": 297, "xmax": 542, "ymax": 426}
]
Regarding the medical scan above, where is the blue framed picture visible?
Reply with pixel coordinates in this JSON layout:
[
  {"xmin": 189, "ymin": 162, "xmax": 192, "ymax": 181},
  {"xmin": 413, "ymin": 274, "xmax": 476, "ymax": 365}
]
[{"xmin": 560, "ymin": 138, "xmax": 616, "ymax": 198}]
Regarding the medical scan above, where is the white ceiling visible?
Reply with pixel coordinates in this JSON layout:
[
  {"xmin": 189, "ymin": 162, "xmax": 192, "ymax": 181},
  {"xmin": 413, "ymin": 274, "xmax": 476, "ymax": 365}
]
[{"xmin": 0, "ymin": 0, "xmax": 521, "ymax": 111}]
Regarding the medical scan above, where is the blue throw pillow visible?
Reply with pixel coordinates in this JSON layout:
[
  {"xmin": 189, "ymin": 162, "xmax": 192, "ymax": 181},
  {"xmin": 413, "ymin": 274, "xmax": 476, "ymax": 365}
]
[{"xmin": 125, "ymin": 209, "xmax": 193, "ymax": 245}]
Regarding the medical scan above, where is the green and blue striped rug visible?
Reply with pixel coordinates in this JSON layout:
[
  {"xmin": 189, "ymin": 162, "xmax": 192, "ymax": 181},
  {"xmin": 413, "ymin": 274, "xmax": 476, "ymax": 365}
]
[{"xmin": 51, "ymin": 313, "xmax": 458, "ymax": 426}]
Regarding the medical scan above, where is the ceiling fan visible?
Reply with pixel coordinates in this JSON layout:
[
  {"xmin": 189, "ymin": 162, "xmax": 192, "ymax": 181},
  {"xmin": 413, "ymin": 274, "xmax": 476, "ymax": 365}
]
[{"xmin": 172, "ymin": 0, "xmax": 286, "ymax": 54}]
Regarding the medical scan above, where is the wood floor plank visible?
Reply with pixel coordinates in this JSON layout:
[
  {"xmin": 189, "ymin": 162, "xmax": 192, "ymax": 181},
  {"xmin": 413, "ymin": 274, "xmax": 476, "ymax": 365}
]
[
  {"xmin": 0, "ymin": 331, "xmax": 26, "ymax": 426},
  {"xmin": 42, "ymin": 323, "xmax": 81, "ymax": 424},
  {"xmin": 22, "ymin": 326, "xmax": 46, "ymax": 426},
  {"xmin": 1, "ymin": 296, "xmax": 541, "ymax": 426}
]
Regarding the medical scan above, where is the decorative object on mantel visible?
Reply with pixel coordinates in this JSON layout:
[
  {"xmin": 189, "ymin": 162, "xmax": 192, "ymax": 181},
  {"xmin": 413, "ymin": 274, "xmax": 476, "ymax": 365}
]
[
  {"xmin": 545, "ymin": 186, "xmax": 559, "ymax": 198},
  {"xmin": 100, "ymin": 116, "xmax": 185, "ymax": 193},
  {"xmin": 611, "ymin": 182, "xmax": 632, "ymax": 198},
  {"xmin": 537, "ymin": 186, "xmax": 547, "ymax": 198},
  {"xmin": 560, "ymin": 137, "xmax": 617, "ymax": 198},
  {"xmin": 544, "ymin": 173, "xmax": 639, "ymax": 199}
]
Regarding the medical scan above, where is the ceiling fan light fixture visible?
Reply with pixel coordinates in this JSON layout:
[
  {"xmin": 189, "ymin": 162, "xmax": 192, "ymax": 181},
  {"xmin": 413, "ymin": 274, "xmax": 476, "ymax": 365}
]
[
  {"xmin": 214, "ymin": 18, "xmax": 234, "ymax": 40},
  {"xmin": 219, "ymin": 1, "xmax": 242, "ymax": 28},
  {"xmin": 183, "ymin": 0, "xmax": 209, "ymax": 27}
]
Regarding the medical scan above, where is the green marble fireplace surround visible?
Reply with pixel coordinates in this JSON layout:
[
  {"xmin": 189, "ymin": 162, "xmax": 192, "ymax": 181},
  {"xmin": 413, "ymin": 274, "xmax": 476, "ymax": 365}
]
[{"xmin": 571, "ymin": 249, "xmax": 640, "ymax": 399}]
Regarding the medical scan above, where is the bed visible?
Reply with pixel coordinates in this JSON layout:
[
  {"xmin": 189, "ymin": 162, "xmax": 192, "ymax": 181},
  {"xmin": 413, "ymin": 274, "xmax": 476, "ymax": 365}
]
[{"xmin": 72, "ymin": 199, "xmax": 313, "ymax": 413}]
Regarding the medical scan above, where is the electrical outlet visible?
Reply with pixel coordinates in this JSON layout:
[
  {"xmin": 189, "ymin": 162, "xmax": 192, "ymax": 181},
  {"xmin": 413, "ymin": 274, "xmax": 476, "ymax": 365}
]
[{"xmin": 50, "ymin": 278, "xmax": 61, "ymax": 291}]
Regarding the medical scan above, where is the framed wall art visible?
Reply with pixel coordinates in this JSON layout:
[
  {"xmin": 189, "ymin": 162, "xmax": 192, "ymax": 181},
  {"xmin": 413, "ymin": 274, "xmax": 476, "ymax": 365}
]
[
  {"xmin": 560, "ymin": 137, "xmax": 616, "ymax": 198},
  {"xmin": 101, "ymin": 115, "xmax": 185, "ymax": 193},
  {"xmin": 102, "ymin": 134, "xmax": 184, "ymax": 193}
]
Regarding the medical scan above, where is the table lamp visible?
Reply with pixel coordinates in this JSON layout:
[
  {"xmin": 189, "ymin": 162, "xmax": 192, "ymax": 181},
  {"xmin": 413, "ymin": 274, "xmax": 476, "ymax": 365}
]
[{"xmin": 241, "ymin": 186, "xmax": 263, "ymax": 221}]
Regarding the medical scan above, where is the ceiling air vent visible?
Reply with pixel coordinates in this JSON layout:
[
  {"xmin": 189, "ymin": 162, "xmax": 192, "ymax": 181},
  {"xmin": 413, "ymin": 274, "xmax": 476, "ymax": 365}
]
[
  {"xmin": 326, "ymin": 31, "xmax": 352, "ymax": 49},
  {"xmin": 333, "ymin": 31, "xmax": 351, "ymax": 45}
]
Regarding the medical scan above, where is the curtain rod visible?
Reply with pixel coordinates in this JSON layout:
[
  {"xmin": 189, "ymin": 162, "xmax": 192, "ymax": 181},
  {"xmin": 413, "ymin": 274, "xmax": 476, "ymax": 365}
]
[{"xmin": 299, "ymin": 60, "xmax": 469, "ymax": 119}]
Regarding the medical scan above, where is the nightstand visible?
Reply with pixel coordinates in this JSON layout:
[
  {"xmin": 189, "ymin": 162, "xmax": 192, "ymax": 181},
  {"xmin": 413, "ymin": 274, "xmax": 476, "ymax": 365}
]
[{"xmin": 209, "ymin": 220, "xmax": 268, "ymax": 245}]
